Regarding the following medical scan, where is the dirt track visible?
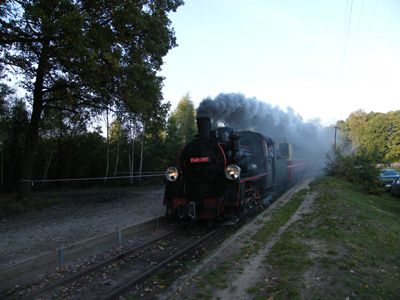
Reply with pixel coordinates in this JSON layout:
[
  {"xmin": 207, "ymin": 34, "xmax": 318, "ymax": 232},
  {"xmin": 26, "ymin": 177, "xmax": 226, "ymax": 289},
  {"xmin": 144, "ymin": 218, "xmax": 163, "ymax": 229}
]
[{"xmin": 0, "ymin": 187, "xmax": 165, "ymax": 267}]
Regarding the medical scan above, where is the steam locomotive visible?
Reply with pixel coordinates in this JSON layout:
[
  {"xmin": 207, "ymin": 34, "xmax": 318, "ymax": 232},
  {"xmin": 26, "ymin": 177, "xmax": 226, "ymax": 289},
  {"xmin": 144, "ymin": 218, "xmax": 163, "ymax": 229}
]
[{"xmin": 163, "ymin": 117, "xmax": 307, "ymax": 221}]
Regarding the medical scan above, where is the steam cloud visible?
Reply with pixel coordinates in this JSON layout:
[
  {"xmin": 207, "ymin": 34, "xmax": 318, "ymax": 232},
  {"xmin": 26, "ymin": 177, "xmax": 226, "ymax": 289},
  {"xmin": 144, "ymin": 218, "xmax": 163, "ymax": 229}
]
[{"xmin": 197, "ymin": 93, "xmax": 333, "ymax": 173}]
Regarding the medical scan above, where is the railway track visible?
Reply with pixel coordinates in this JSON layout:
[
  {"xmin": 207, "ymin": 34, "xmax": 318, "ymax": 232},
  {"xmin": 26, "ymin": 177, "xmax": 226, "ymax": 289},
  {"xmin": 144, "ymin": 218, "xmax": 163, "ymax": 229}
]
[
  {"xmin": 11, "ymin": 225, "xmax": 221, "ymax": 299},
  {"xmin": 4, "ymin": 179, "xmax": 310, "ymax": 299},
  {"xmin": 104, "ymin": 227, "xmax": 221, "ymax": 299},
  {"xmin": 17, "ymin": 230, "xmax": 175, "ymax": 299}
]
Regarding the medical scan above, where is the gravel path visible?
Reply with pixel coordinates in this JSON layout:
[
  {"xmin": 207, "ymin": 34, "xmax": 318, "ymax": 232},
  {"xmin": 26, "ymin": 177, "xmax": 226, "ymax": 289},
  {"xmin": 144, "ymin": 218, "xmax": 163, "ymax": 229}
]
[
  {"xmin": 0, "ymin": 187, "xmax": 165, "ymax": 267},
  {"xmin": 216, "ymin": 190, "xmax": 317, "ymax": 300}
]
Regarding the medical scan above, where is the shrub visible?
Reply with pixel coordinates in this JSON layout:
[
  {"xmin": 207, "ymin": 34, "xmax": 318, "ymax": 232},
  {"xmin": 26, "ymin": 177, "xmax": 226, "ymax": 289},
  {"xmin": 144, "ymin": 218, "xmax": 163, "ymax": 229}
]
[{"xmin": 325, "ymin": 150, "xmax": 381, "ymax": 194}]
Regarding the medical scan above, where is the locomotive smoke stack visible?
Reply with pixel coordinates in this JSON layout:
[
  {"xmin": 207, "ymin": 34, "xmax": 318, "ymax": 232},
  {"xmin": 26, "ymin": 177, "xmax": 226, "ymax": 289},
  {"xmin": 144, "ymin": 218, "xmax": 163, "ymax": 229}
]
[
  {"xmin": 196, "ymin": 117, "xmax": 211, "ymax": 140},
  {"xmin": 229, "ymin": 132, "xmax": 240, "ymax": 164}
]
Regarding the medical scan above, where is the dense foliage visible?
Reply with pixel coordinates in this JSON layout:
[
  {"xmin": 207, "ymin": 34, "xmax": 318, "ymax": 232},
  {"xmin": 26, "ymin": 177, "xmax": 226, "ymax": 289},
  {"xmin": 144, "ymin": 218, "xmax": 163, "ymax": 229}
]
[
  {"xmin": 325, "ymin": 150, "xmax": 381, "ymax": 194},
  {"xmin": 0, "ymin": 89, "xmax": 196, "ymax": 192},
  {"xmin": 165, "ymin": 94, "xmax": 196, "ymax": 162},
  {"xmin": 327, "ymin": 110, "xmax": 400, "ymax": 193},
  {"xmin": 338, "ymin": 110, "xmax": 400, "ymax": 163},
  {"xmin": 0, "ymin": 0, "xmax": 183, "ymax": 194}
]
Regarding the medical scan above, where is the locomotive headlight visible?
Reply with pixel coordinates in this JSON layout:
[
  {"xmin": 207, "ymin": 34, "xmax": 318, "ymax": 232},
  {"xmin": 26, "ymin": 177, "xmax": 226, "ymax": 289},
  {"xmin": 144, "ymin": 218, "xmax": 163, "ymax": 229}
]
[
  {"xmin": 225, "ymin": 164, "xmax": 241, "ymax": 180},
  {"xmin": 165, "ymin": 167, "xmax": 179, "ymax": 182}
]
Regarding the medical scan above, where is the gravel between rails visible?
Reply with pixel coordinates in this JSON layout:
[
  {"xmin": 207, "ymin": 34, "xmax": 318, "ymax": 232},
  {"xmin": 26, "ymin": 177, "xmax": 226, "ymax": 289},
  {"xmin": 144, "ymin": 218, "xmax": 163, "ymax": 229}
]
[{"xmin": 0, "ymin": 186, "xmax": 165, "ymax": 267}]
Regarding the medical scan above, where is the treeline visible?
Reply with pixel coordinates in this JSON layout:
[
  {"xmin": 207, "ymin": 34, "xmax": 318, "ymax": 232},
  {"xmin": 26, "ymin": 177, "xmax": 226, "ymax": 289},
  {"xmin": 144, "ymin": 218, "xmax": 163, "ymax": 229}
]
[
  {"xmin": 337, "ymin": 110, "xmax": 400, "ymax": 163},
  {"xmin": 325, "ymin": 110, "xmax": 400, "ymax": 194},
  {"xmin": 0, "ymin": 0, "xmax": 184, "ymax": 195},
  {"xmin": 0, "ymin": 88, "xmax": 197, "ymax": 191}
]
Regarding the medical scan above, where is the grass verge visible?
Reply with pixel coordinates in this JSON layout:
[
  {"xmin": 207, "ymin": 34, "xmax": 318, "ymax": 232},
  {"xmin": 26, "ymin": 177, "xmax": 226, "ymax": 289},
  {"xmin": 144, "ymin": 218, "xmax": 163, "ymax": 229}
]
[
  {"xmin": 252, "ymin": 176, "xmax": 400, "ymax": 299},
  {"xmin": 185, "ymin": 187, "xmax": 309, "ymax": 299}
]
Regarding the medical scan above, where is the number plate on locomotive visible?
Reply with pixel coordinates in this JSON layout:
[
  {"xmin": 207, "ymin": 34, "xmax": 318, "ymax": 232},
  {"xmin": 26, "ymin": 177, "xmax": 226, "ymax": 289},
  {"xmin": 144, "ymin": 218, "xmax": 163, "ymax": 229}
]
[{"xmin": 190, "ymin": 157, "xmax": 209, "ymax": 163}]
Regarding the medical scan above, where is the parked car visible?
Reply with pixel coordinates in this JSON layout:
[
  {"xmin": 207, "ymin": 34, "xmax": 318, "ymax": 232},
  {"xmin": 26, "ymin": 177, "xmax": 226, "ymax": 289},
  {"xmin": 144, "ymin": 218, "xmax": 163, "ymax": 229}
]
[
  {"xmin": 391, "ymin": 180, "xmax": 400, "ymax": 197},
  {"xmin": 379, "ymin": 169, "xmax": 400, "ymax": 189}
]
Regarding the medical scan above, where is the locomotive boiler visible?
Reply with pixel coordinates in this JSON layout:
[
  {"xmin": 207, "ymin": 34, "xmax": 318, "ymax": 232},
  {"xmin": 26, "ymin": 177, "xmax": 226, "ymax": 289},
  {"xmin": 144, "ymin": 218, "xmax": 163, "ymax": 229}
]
[{"xmin": 163, "ymin": 117, "xmax": 307, "ymax": 221}]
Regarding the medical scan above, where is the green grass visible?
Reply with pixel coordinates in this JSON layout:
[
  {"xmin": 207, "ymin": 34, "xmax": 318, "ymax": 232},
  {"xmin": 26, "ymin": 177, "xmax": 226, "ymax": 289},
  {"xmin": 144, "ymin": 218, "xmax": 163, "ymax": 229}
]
[
  {"xmin": 191, "ymin": 188, "xmax": 309, "ymax": 299},
  {"xmin": 252, "ymin": 176, "xmax": 400, "ymax": 299}
]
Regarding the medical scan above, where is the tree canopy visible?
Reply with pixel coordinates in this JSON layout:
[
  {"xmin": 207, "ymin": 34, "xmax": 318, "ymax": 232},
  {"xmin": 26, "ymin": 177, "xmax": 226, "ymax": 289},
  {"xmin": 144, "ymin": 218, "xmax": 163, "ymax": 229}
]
[
  {"xmin": 0, "ymin": 0, "xmax": 183, "ymax": 195},
  {"xmin": 338, "ymin": 110, "xmax": 400, "ymax": 163},
  {"xmin": 167, "ymin": 94, "xmax": 196, "ymax": 145}
]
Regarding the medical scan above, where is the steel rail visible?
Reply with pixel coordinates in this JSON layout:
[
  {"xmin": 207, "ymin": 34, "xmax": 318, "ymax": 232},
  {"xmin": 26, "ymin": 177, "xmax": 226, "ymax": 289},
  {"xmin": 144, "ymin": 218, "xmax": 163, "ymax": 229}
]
[
  {"xmin": 103, "ymin": 227, "xmax": 221, "ymax": 300},
  {"xmin": 20, "ymin": 230, "xmax": 176, "ymax": 300}
]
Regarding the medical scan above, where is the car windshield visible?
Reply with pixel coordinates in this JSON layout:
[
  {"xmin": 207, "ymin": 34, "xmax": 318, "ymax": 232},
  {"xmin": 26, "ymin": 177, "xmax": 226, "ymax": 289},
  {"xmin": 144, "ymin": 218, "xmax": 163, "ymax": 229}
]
[{"xmin": 382, "ymin": 170, "xmax": 398, "ymax": 176}]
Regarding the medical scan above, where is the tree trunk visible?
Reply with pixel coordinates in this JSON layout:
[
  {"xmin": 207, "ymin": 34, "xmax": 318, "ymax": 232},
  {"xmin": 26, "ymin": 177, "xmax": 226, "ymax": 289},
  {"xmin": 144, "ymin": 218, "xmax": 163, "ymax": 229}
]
[
  {"xmin": 139, "ymin": 126, "xmax": 144, "ymax": 183},
  {"xmin": 56, "ymin": 112, "xmax": 63, "ymax": 178},
  {"xmin": 113, "ymin": 137, "xmax": 120, "ymax": 177},
  {"xmin": 10, "ymin": 111, "xmax": 22, "ymax": 188},
  {"xmin": 19, "ymin": 41, "xmax": 49, "ymax": 197},
  {"xmin": 11, "ymin": 155, "xmax": 17, "ymax": 189},
  {"xmin": 104, "ymin": 108, "xmax": 110, "ymax": 184},
  {"xmin": 129, "ymin": 117, "xmax": 135, "ymax": 184},
  {"xmin": 0, "ymin": 146, "xmax": 3, "ymax": 186},
  {"xmin": 42, "ymin": 149, "xmax": 54, "ymax": 180},
  {"xmin": 129, "ymin": 135, "xmax": 135, "ymax": 184}
]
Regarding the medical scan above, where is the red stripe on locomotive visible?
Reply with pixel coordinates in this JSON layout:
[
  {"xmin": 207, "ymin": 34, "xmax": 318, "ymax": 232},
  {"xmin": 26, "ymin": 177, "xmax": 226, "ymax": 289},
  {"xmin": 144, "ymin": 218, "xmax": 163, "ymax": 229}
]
[
  {"xmin": 240, "ymin": 173, "xmax": 267, "ymax": 183},
  {"xmin": 287, "ymin": 159, "xmax": 308, "ymax": 182}
]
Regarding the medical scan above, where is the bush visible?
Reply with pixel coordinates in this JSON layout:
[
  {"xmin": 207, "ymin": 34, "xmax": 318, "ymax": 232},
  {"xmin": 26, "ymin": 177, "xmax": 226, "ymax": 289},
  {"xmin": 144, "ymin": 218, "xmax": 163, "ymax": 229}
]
[{"xmin": 325, "ymin": 150, "xmax": 381, "ymax": 194}]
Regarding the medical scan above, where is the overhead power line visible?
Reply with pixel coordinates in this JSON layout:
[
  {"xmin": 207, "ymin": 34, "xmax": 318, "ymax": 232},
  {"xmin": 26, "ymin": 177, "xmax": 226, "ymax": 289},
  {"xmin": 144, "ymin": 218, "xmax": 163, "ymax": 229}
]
[
  {"xmin": 368, "ymin": 0, "xmax": 379, "ymax": 32},
  {"xmin": 342, "ymin": 0, "xmax": 350, "ymax": 43},
  {"xmin": 343, "ymin": 0, "xmax": 354, "ymax": 62}
]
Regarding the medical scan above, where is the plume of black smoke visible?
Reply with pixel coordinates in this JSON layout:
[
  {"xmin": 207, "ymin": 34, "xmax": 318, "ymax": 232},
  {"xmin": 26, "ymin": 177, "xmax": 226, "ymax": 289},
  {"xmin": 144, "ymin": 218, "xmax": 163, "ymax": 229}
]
[{"xmin": 197, "ymin": 93, "xmax": 332, "ymax": 174}]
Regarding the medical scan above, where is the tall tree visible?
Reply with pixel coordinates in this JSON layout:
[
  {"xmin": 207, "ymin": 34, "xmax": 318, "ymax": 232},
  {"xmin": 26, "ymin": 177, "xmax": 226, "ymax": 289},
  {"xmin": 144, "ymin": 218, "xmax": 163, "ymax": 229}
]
[
  {"xmin": 346, "ymin": 110, "xmax": 369, "ymax": 148},
  {"xmin": 167, "ymin": 94, "xmax": 196, "ymax": 147},
  {"xmin": 2, "ymin": 99, "xmax": 29, "ymax": 189},
  {"xmin": 37, "ymin": 102, "xmax": 89, "ymax": 180},
  {"xmin": 110, "ymin": 118, "xmax": 123, "ymax": 176},
  {"xmin": 359, "ymin": 111, "xmax": 400, "ymax": 162},
  {"xmin": 0, "ymin": 0, "xmax": 183, "ymax": 195},
  {"xmin": 342, "ymin": 110, "xmax": 400, "ymax": 163},
  {"xmin": 0, "ymin": 83, "xmax": 13, "ymax": 113},
  {"xmin": 164, "ymin": 94, "xmax": 196, "ymax": 164},
  {"xmin": 335, "ymin": 120, "xmax": 353, "ymax": 155},
  {"xmin": 0, "ymin": 83, "xmax": 14, "ymax": 187}
]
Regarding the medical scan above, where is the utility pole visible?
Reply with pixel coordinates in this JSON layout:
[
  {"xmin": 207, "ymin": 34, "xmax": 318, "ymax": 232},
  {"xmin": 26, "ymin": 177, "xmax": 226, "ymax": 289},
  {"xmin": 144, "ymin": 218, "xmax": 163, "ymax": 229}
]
[
  {"xmin": 333, "ymin": 125, "xmax": 338, "ymax": 152},
  {"xmin": 331, "ymin": 125, "xmax": 339, "ymax": 160}
]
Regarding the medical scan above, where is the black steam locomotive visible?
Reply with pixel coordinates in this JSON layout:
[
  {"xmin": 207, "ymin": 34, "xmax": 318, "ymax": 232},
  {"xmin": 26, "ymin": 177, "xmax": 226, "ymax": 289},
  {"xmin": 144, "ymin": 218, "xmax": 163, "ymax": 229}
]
[{"xmin": 163, "ymin": 117, "xmax": 307, "ymax": 221}]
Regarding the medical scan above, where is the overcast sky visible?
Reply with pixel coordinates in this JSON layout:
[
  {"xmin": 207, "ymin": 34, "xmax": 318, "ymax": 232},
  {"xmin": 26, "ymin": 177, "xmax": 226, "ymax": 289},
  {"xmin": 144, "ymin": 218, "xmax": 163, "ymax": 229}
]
[{"xmin": 159, "ymin": 0, "xmax": 400, "ymax": 125}]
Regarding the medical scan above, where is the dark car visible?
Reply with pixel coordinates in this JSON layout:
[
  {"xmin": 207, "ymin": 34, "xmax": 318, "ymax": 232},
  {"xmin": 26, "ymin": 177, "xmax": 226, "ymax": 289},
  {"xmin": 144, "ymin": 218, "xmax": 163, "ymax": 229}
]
[
  {"xmin": 391, "ymin": 180, "xmax": 400, "ymax": 197},
  {"xmin": 379, "ymin": 169, "xmax": 400, "ymax": 189}
]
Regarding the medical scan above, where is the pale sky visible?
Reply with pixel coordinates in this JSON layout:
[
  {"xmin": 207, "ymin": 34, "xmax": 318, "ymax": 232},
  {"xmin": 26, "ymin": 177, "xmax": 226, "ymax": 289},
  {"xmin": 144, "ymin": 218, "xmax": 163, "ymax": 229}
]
[{"xmin": 159, "ymin": 0, "xmax": 400, "ymax": 125}]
